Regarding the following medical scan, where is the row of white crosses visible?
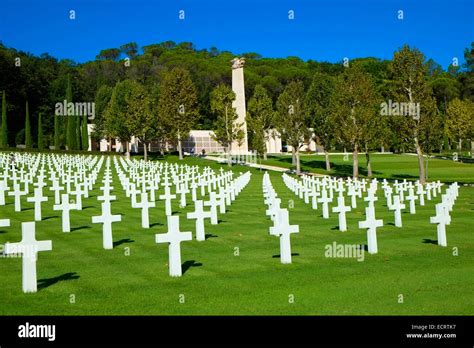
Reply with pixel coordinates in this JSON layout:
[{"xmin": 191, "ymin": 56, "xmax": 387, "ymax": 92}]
[
  {"xmin": 113, "ymin": 156, "xmax": 252, "ymax": 276},
  {"xmin": 282, "ymin": 174, "xmax": 353, "ymax": 232},
  {"xmin": 92, "ymin": 158, "xmax": 121, "ymax": 250},
  {"xmin": 0, "ymin": 153, "xmax": 103, "ymax": 293},
  {"xmin": 281, "ymin": 173, "xmax": 458, "ymax": 254},
  {"xmin": 155, "ymin": 171, "xmax": 252, "ymax": 277},
  {"xmin": 429, "ymin": 182, "xmax": 459, "ymax": 247},
  {"xmin": 0, "ymin": 152, "xmax": 101, "ymax": 229},
  {"xmin": 263, "ymin": 172, "xmax": 299, "ymax": 264},
  {"xmin": 230, "ymin": 151, "xmax": 258, "ymax": 165},
  {"xmin": 284, "ymin": 173, "xmax": 382, "ymax": 253},
  {"xmin": 1, "ymin": 152, "xmax": 255, "ymax": 292}
]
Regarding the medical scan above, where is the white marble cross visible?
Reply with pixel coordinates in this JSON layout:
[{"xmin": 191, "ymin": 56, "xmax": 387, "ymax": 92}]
[
  {"xmin": 426, "ymin": 183, "xmax": 432, "ymax": 201},
  {"xmin": 358, "ymin": 206, "xmax": 383, "ymax": 254},
  {"xmin": 389, "ymin": 195, "xmax": 405, "ymax": 228},
  {"xmin": 190, "ymin": 182, "xmax": 198, "ymax": 202},
  {"xmin": 269, "ymin": 209, "xmax": 299, "ymax": 264},
  {"xmin": 204, "ymin": 191, "xmax": 219, "ymax": 225},
  {"xmin": 4, "ymin": 222, "xmax": 52, "ymax": 293},
  {"xmin": 430, "ymin": 203, "xmax": 449, "ymax": 247},
  {"xmin": 217, "ymin": 188, "xmax": 226, "ymax": 214},
  {"xmin": 364, "ymin": 188, "xmax": 378, "ymax": 209},
  {"xmin": 384, "ymin": 186, "xmax": 393, "ymax": 209},
  {"xmin": 135, "ymin": 191, "xmax": 155, "ymax": 228},
  {"xmin": 187, "ymin": 200, "xmax": 212, "ymax": 241},
  {"xmin": 405, "ymin": 187, "xmax": 418, "ymax": 214},
  {"xmin": 8, "ymin": 183, "xmax": 25, "ymax": 212},
  {"xmin": 0, "ymin": 180, "xmax": 10, "ymax": 205},
  {"xmin": 347, "ymin": 185, "xmax": 357, "ymax": 209},
  {"xmin": 97, "ymin": 188, "xmax": 116, "ymax": 203},
  {"xmin": 27, "ymin": 187, "xmax": 48, "ymax": 221},
  {"xmin": 155, "ymin": 215, "xmax": 193, "ymax": 277},
  {"xmin": 307, "ymin": 189, "xmax": 320, "ymax": 209},
  {"xmin": 266, "ymin": 198, "xmax": 281, "ymax": 221},
  {"xmin": 177, "ymin": 183, "xmax": 189, "ymax": 208},
  {"xmin": 49, "ymin": 179, "xmax": 64, "ymax": 205},
  {"xmin": 53, "ymin": 193, "xmax": 76, "ymax": 232},
  {"xmin": 332, "ymin": 195, "xmax": 351, "ymax": 232},
  {"xmin": 92, "ymin": 201, "xmax": 121, "ymax": 249},
  {"xmin": 159, "ymin": 186, "xmax": 176, "ymax": 217},
  {"xmin": 70, "ymin": 184, "xmax": 84, "ymax": 210},
  {"xmin": 318, "ymin": 188, "xmax": 331, "ymax": 219},
  {"xmin": 416, "ymin": 183, "xmax": 425, "ymax": 206},
  {"xmin": 129, "ymin": 183, "xmax": 139, "ymax": 208}
]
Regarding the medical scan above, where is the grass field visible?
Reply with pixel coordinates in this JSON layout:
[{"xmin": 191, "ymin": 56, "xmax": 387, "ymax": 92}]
[
  {"xmin": 262, "ymin": 153, "xmax": 474, "ymax": 184},
  {"xmin": 0, "ymin": 154, "xmax": 473, "ymax": 315}
]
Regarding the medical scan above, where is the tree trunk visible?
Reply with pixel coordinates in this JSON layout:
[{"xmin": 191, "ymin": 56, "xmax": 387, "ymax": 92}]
[
  {"xmin": 366, "ymin": 151, "xmax": 372, "ymax": 177},
  {"xmin": 296, "ymin": 147, "xmax": 301, "ymax": 175},
  {"xmin": 415, "ymin": 139, "xmax": 425, "ymax": 184},
  {"xmin": 291, "ymin": 147, "xmax": 296, "ymax": 165},
  {"xmin": 227, "ymin": 145, "xmax": 232, "ymax": 167},
  {"xmin": 324, "ymin": 150, "xmax": 331, "ymax": 171},
  {"xmin": 108, "ymin": 137, "xmax": 112, "ymax": 152},
  {"xmin": 353, "ymin": 144, "xmax": 359, "ymax": 179},
  {"xmin": 459, "ymin": 139, "xmax": 462, "ymax": 151},
  {"xmin": 263, "ymin": 152, "xmax": 267, "ymax": 161},
  {"xmin": 178, "ymin": 137, "xmax": 183, "ymax": 160},
  {"xmin": 125, "ymin": 141, "xmax": 130, "ymax": 160},
  {"xmin": 143, "ymin": 141, "xmax": 148, "ymax": 161},
  {"xmin": 425, "ymin": 156, "xmax": 429, "ymax": 180}
]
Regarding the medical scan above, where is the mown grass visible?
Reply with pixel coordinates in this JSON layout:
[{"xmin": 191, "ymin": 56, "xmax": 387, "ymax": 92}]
[
  {"xmin": 0, "ymin": 154, "xmax": 472, "ymax": 315},
  {"xmin": 261, "ymin": 153, "xmax": 474, "ymax": 183}
]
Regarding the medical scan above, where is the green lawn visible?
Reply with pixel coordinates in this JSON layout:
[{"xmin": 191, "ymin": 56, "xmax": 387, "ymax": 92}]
[
  {"xmin": 262, "ymin": 153, "xmax": 474, "ymax": 183},
  {"xmin": 0, "ymin": 154, "xmax": 473, "ymax": 315}
]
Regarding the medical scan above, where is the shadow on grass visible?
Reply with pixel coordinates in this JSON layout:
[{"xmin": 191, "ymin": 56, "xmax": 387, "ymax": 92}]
[
  {"xmin": 0, "ymin": 230, "xmax": 7, "ymax": 234},
  {"xmin": 113, "ymin": 238, "xmax": 135, "ymax": 247},
  {"xmin": 359, "ymin": 244, "xmax": 369, "ymax": 251},
  {"xmin": 267, "ymin": 156, "xmax": 382, "ymax": 177},
  {"xmin": 390, "ymin": 174, "xmax": 419, "ymax": 180},
  {"xmin": 150, "ymin": 222, "xmax": 163, "ymax": 228},
  {"xmin": 71, "ymin": 225, "xmax": 91, "ymax": 232},
  {"xmin": 38, "ymin": 272, "xmax": 80, "ymax": 290},
  {"xmin": 422, "ymin": 238, "xmax": 438, "ymax": 245},
  {"xmin": 43, "ymin": 215, "xmax": 59, "ymax": 221},
  {"xmin": 82, "ymin": 206, "xmax": 94, "ymax": 210},
  {"xmin": 182, "ymin": 260, "xmax": 203, "ymax": 275},
  {"xmin": 272, "ymin": 253, "xmax": 300, "ymax": 258},
  {"xmin": 205, "ymin": 234, "xmax": 218, "ymax": 239}
]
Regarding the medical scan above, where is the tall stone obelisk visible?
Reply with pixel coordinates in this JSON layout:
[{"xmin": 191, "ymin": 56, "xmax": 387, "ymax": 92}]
[{"xmin": 231, "ymin": 57, "xmax": 248, "ymax": 154}]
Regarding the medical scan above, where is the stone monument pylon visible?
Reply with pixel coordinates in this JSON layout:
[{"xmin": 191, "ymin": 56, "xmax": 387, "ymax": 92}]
[{"xmin": 231, "ymin": 57, "xmax": 248, "ymax": 155}]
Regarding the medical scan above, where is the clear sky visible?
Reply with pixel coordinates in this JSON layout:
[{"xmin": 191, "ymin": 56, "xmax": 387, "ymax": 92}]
[{"xmin": 1, "ymin": 0, "xmax": 473, "ymax": 67}]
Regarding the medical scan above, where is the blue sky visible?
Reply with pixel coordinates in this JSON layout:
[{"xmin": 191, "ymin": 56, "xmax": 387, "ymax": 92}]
[{"xmin": 1, "ymin": 0, "xmax": 473, "ymax": 67}]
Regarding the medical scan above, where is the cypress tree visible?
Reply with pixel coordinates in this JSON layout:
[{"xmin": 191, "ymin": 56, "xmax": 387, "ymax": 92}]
[
  {"xmin": 37, "ymin": 113, "xmax": 44, "ymax": 150},
  {"xmin": 0, "ymin": 91, "xmax": 8, "ymax": 147},
  {"xmin": 54, "ymin": 113, "xmax": 60, "ymax": 149},
  {"xmin": 76, "ymin": 113, "xmax": 82, "ymax": 150},
  {"xmin": 66, "ymin": 75, "xmax": 77, "ymax": 150},
  {"xmin": 25, "ymin": 101, "xmax": 31, "ymax": 148},
  {"xmin": 81, "ymin": 115, "xmax": 89, "ymax": 150}
]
